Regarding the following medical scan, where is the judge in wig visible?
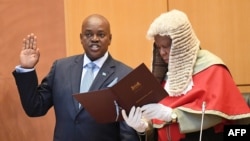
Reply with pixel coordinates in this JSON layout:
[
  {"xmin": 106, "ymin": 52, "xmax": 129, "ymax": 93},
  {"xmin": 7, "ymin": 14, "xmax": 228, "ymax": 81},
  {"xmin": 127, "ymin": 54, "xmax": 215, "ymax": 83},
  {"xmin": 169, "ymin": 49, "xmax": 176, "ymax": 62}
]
[{"xmin": 122, "ymin": 9, "xmax": 250, "ymax": 141}]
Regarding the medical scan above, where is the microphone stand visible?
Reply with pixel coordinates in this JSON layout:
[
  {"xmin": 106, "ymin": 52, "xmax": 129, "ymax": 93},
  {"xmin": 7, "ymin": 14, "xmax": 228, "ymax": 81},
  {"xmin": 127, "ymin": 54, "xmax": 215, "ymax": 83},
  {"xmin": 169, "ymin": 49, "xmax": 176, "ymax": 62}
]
[{"xmin": 199, "ymin": 101, "xmax": 206, "ymax": 141}]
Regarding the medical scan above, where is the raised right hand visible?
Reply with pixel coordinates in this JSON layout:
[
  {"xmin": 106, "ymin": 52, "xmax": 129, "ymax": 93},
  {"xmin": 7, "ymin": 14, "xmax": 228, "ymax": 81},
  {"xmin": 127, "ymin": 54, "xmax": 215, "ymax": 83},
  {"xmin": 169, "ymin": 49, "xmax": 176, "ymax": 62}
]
[{"xmin": 20, "ymin": 33, "xmax": 40, "ymax": 69}]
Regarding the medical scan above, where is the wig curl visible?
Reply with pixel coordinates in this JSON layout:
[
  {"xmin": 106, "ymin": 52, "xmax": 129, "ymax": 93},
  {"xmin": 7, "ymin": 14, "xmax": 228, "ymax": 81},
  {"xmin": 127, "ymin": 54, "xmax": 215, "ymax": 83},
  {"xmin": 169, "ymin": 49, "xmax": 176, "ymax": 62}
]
[{"xmin": 147, "ymin": 9, "xmax": 200, "ymax": 96}]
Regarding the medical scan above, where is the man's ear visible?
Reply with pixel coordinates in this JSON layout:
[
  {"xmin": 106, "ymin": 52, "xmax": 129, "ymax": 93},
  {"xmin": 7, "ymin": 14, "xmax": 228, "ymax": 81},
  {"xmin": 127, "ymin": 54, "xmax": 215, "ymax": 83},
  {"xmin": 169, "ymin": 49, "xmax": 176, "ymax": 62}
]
[
  {"xmin": 80, "ymin": 33, "xmax": 84, "ymax": 44},
  {"xmin": 108, "ymin": 34, "xmax": 112, "ymax": 46},
  {"xmin": 109, "ymin": 34, "xmax": 112, "ymax": 41}
]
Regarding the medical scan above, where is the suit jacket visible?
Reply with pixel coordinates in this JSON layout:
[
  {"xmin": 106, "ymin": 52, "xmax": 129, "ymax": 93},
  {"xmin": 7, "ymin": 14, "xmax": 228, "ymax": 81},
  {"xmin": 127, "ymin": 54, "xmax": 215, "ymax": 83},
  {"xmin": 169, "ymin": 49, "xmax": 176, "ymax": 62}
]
[{"xmin": 13, "ymin": 54, "xmax": 140, "ymax": 141}]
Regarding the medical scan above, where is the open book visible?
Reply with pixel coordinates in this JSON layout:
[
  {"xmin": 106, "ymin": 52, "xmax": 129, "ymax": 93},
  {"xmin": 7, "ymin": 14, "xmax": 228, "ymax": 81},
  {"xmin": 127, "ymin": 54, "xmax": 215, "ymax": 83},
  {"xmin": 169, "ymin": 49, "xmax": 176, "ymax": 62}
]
[{"xmin": 73, "ymin": 63, "xmax": 168, "ymax": 123}]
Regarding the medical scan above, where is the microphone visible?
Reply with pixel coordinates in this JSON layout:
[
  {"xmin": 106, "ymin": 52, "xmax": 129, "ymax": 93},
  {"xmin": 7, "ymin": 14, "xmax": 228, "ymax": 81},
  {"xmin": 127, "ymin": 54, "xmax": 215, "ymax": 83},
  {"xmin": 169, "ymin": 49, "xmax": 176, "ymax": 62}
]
[{"xmin": 199, "ymin": 101, "xmax": 206, "ymax": 141}]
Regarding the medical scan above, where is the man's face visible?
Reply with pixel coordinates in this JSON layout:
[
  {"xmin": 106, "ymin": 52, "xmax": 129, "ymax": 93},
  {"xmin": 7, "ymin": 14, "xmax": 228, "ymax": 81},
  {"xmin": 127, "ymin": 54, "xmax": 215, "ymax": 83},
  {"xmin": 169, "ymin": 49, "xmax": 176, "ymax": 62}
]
[
  {"xmin": 154, "ymin": 35, "xmax": 171, "ymax": 64},
  {"xmin": 80, "ymin": 16, "xmax": 112, "ymax": 61}
]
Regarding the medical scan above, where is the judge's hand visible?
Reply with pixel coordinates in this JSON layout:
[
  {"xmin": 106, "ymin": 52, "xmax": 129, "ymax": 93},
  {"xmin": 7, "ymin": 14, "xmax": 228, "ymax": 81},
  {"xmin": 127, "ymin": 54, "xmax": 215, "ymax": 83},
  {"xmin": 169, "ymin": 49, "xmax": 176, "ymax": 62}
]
[
  {"xmin": 20, "ymin": 33, "xmax": 40, "ymax": 69},
  {"xmin": 122, "ymin": 106, "xmax": 148, "ymax": 133},
  {"xmin": 141, "ymin": 103, "xmax": 172, "ymax": 122}
]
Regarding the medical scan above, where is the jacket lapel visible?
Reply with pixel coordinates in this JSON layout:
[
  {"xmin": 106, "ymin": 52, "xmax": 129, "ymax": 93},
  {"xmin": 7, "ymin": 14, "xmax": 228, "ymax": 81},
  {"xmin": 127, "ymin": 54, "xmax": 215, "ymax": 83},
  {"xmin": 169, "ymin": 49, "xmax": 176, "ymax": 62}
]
[
  {"xmin": 89, "ymin": 55, "xmax": 116, "ymax": 91},
  {"xmin": 76, "ymin": 55, "xmax": 116, "ymax": 114},
  {"xmin": 70, "ymin": 55, "xmax": 84, "ymax": 112},
  {"xmin": 70, "ymin": 54, "xmax": 116, "ymax": 115}
]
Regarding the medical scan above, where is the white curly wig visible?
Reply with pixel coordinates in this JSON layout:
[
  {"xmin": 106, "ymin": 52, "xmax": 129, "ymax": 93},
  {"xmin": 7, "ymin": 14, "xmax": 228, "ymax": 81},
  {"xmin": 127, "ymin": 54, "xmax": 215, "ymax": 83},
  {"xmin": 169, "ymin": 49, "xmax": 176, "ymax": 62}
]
[{"xmin": 147, "ymin": 9, "xmax": 200, "ymax": 96}]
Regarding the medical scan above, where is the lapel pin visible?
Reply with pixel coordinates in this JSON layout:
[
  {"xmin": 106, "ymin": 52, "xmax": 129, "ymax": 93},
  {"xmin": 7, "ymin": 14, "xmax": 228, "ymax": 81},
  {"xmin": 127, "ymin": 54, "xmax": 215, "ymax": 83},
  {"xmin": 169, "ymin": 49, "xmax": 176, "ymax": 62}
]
[{"xmin": 102, "ymin": 72, "xmax": 107, "ymax": 76}]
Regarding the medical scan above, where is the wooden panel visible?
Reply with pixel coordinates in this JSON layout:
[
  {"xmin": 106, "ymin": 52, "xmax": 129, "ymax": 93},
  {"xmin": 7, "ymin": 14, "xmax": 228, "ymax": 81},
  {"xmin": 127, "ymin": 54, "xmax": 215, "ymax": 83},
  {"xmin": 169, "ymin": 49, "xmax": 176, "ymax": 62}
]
[
  {"xmin": 0, "ymin": 0, "xmax": 66, "ymax": 140},
  {"xmin": 168, "ymin": 0, "xmax": 250, "ymax": 92},
  {"xmin": 64, "ymin": 0, "xmax": 168, "ymax": 69}
]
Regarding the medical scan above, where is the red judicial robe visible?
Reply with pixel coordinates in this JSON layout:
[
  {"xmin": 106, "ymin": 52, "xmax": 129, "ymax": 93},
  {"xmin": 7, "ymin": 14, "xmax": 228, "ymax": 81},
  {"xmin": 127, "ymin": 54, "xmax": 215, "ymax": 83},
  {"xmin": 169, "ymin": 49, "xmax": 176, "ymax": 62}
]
[{"xmin": 152, "ymin": 53, "xmax": 250, "ymax": 141}]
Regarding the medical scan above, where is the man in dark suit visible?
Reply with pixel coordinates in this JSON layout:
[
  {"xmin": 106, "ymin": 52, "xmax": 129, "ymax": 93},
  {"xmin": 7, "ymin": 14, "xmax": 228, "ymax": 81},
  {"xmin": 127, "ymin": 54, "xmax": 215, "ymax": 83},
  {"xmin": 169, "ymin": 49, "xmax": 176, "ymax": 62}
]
[{"xmin": 13, "ymin": 14, "xmax": 140, "ymax": 141}]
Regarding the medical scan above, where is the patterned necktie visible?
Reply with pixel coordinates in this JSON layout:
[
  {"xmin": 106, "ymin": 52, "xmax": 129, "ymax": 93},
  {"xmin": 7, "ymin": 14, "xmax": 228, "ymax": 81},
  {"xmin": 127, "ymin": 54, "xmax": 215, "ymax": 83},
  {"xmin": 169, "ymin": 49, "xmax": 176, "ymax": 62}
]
[{"xmin": 79, "ymin": 62, "xmax": 96, "ymax": 108}]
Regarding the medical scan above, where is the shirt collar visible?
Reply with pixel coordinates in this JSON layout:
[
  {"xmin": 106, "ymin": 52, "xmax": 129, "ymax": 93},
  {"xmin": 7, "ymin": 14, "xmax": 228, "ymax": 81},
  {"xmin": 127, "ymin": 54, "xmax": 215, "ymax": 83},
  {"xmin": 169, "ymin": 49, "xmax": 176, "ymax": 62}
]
[{"xmin": 83, "ymin": 52, "xmax": 108, "ymax": 68}]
